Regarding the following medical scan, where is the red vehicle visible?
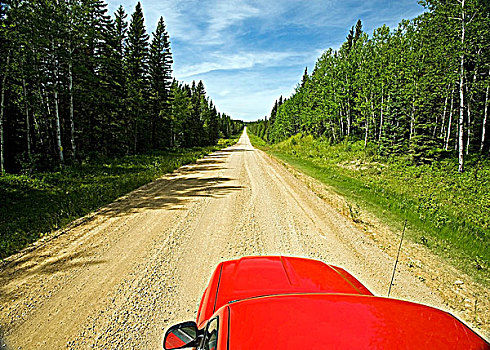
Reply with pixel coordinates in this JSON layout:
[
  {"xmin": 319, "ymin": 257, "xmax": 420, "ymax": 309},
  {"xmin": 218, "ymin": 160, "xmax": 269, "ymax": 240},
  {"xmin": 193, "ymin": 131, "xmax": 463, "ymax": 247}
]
[{"xmin": 163, "ymin": 256, "xmax": 489, "ymax": 349}]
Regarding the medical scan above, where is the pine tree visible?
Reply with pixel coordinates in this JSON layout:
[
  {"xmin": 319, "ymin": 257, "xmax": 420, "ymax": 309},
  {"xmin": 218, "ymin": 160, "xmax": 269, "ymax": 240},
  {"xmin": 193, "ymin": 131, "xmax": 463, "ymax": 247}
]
[
  {"xmin": 190, "ymin": 80, "xmax": 206, "ymax": 146},
  {"xmin": 301, "ymin": 67, "xmax": 308, "ymax": 88},
  {"xmin": 125, "ymin": 2, "xmax": 149, "ymax": 153},
  {"xmin": 99, "ymin": 5, "xmax": 128, "ymax": 155},
  {"xmin": 149, "ymin": 16, "xmax": 173, "ymax": 148},
  {"xmin": 77, "ymin": 0, "xmax": 111, "ymax": 156},
  {"xmin": 354, "ymin": 19, "xmax": 363, "ymax": 43},
  {"xmin": 206, "ymin": 101, "xmax": 220, "ymax": 145},
  {"xmin": 171, "ymin": 80, "xmax": 192, "ymax": 147}
]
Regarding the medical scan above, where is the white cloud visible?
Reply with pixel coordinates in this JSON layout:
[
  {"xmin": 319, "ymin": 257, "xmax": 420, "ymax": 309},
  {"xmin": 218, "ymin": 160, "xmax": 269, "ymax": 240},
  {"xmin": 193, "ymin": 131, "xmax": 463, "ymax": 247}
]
[
  {"xmin": 175, "ymin": 50, "xmax": 316, "ymax": 78},
  {"xmin": 134, "ymin": 0, "xmax": 262, "ymax": 45},
  {"xmin": 206, "ymin": 1, "xmax": 260, "ymax": 38}
]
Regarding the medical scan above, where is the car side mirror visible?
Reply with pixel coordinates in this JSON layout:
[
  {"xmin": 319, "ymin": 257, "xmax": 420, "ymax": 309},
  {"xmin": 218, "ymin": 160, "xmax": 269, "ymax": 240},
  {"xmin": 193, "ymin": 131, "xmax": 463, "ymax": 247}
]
[{"xmin": 163, "ymin": 321, "xmax": 199, "ymax": 349}]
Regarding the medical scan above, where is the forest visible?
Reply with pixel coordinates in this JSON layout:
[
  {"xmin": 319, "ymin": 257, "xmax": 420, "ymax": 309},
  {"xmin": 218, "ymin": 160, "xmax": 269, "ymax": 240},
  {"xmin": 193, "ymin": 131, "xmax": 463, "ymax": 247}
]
[
  {"xmin": 249, "ymin": 0, "xmax": 489, "ymax": 172},
  {"xmin": 0, "ymin": 0, "xmax": 242, "ymax": 174}
]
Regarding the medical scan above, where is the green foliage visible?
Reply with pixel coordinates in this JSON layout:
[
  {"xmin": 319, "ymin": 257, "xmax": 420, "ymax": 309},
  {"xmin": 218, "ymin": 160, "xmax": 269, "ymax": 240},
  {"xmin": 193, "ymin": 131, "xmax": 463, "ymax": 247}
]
[
  {"xmin": 246, "ymin": 131, "xmax": 269, "ymax": 148},
  {"xmin": 0, "ymin": 1, "xmax": 242, "ymax": 173},
  {"xmin": 251, "ymin": 3, "xmax": 490, "ymax": 170},
  {"xmin": 0, "ymin": 139, "xmax": 239, "ymax": 259},
  {"xmin": 249, "ymin": 130, "xmax": 489, "ymax": 285}
]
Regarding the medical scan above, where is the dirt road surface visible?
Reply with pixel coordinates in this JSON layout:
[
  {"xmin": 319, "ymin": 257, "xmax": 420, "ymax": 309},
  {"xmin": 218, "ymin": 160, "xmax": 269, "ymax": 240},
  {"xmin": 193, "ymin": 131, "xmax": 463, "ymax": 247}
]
[{"xmin": 1, "ymin": 129, "xmax": 488, "ymax": 349}]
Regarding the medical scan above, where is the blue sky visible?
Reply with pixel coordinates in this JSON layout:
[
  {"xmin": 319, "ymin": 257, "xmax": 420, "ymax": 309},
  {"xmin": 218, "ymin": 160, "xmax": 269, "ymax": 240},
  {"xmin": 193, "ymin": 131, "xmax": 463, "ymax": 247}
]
[{"xmin": 106, "ymin": 0, "xmax": 426, "ymax": 122}]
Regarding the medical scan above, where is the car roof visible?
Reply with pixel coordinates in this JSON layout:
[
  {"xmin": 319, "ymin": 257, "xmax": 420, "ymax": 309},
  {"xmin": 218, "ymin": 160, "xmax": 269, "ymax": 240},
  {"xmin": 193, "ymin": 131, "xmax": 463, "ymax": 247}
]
[
  {"xmin": 197, "ymin": 256, "xmax": 372, "ymax": 326},
  {"xmin": 225, "ymin": 294, "xmax": 488, "ymax": 349}
]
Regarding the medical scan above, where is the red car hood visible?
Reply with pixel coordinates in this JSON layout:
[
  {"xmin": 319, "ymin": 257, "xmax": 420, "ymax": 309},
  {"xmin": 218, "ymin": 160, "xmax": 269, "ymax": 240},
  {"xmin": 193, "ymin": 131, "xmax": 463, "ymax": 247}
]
[
  {"xmin": 226, "ymin": 294, "xmax": 488, "ymax": 349},
  {"xmin": 197, "ymin": 256, "xmax": 372, "ymax": 327}
]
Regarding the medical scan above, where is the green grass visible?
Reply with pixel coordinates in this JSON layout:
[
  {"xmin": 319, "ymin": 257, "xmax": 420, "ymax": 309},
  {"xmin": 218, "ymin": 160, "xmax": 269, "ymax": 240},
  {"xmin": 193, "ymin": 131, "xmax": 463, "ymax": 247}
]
[
  {"xmin": 0, "ymin": 138, "xmax": 239, "ymax": 260},
  {"xmin": 248, "ymin": 131, "xmax": 489, "ymax": 285}
]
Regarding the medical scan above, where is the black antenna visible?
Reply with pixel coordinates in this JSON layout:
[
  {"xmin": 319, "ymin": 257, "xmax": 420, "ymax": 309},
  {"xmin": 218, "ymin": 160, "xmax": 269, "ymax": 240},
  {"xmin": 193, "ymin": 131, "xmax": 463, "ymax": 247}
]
[{"xmin": 388, "ymin": 220, "xmax": 407, "ymax": 297}]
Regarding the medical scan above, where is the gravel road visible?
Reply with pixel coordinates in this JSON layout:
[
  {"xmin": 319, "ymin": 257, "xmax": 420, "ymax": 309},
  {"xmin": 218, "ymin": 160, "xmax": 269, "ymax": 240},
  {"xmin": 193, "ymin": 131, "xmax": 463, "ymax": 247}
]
[{"xmin": 0, "ymin": 129, "xmax": 487, "ymax": 349}]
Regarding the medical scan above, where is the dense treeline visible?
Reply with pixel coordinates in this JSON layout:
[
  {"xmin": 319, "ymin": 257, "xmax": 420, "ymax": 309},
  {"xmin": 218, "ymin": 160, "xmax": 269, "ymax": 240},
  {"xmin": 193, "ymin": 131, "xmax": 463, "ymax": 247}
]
[
  {"xmin": 249, "ymin": 0, "xmax": 489, "ymax": 172},
  {"xmin": 0, "ymin": 0, "xmax": 241, "ymax": 173}
]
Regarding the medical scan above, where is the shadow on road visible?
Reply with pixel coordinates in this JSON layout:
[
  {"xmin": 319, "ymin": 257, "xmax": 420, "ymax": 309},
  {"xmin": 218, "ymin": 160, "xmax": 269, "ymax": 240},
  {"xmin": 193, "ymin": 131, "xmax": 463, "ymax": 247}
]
[
  {"xmin": 0, "ymin": 149, "xmax": 241, "ymax": 301},
  {"xmin": 97, "ymin": 152, "xmax": 243, "ymax": 218},
  {"xmin": 1, "ymin": 250, "xmax": 106, "ymax": 281}
]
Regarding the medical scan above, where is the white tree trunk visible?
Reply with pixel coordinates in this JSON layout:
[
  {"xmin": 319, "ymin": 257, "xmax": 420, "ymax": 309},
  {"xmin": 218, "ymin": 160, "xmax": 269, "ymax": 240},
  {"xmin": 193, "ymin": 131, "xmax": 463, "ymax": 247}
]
[
  {"xmin": 22, "ymin": 77, "xmax": 31, "ymax": 160},
  {"xmin": 52, "ymin": 41, "xmax": 64, "ymax": 165},
  {"xmin": 0, "ymin": 50, "xmax": 10, "ymax": 174},
  {"xmin": 445, "ymin": 87, "xmax": 455, "ymax": 150},
  {"xmin": 68, "ymin": 44, "xmax": 76, "ymax": 159},
  {"xmin": 480, "ymin": 74, "xmax": 489, "ymax": 152},
  {"xmin": 330, "ymin": 120, "xmax": 337, "ymax": 141},
  {"xmin": 364, "ymin": 96, "xmax": 370, "ymax": 148},
  {"xmin": 37, "ymin": 86, "xmax": 49, "ymax": 147},
  {"xmin": 339, "ymin": 103, "xmax": 345, "ymax": 138},
  {"xmin": 440, "ymin": 86, "xmax": 448, "ymax": 139},
  {"xmin": 378, "ymin": 87, "xmax": 384, "ymax": 143},
  {"xmin": 457, "ymin": 0, "xmax": 465, "ymax": 173},
  {"xmin": 410, "ymin": 94, "xmax": 416, "ymax": 140},
  {"xmin": 465, "ymin": 72, "xmax": 476, "ymax": 155},
  {"xmin": 347, "ymin": 103, "xmax": 351, "ymax": 137}
]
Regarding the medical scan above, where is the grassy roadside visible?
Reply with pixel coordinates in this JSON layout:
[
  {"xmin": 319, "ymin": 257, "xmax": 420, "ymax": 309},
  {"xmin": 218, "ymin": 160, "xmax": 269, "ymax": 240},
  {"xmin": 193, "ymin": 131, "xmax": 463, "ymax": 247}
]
[
  {"xmin": 0, "ymin": 138, "xmax": 239, "ymax": 260},
  {"xmin": 248, "ymin": 131, "xmax": 489, "ymax": 286}
]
